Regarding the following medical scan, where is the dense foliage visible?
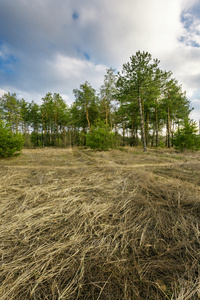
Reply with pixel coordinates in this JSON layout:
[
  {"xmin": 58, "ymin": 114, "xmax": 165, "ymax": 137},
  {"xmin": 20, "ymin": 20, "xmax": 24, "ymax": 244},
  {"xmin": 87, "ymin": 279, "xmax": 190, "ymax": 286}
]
[
  {"xmin": 86, "ymin": 120, "xmax": 116, "ymax": 150},
  {"xmin": 0, "ymin": 51, "xmax": 197, "ymax": 151},
  {"xmin": 172, "ymin": 119, "xmax": 200, "ymax": 151},
  {"xmin": 0, "ymin": 120, "xmax": 24, "ymax": 158}
]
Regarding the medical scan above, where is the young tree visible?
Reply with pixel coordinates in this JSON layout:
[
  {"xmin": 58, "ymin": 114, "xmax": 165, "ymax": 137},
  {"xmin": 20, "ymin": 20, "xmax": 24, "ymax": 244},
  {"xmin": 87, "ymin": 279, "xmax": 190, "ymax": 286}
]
[
  {"xmin": 0, "ymin": 93, "xmax": 21, "ymax": 133},
  {"xmin": 172, "ymin": 118, "xmax": 200, "ymax": 151},
  {"xmin": 86, "ymin": 119, "xmax": 116, "ymax": 150},
  {"xmin": 0, "ymin": 120, "xmax": 24, "ymax": 158}
]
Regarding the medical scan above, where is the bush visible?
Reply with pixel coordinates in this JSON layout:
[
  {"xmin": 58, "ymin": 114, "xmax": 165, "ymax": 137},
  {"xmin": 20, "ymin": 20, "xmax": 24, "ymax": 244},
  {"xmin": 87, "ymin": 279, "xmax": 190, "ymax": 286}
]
[
  {"xmin": 172, "ymin": 118, "xmax": 200, "ymax": 152},
  {"xmin": 86, "ymin": 120, "xmax": 116, "ymax": 150},
  {"xmin": 0, "ymin": 120, "xmax": 24, "ymax": 158}
]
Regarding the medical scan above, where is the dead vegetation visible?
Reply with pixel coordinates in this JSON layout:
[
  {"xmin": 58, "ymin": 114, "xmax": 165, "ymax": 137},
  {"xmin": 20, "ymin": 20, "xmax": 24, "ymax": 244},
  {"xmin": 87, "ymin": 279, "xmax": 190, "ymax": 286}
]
[{"xmin": 0, "ymin": 147, "xmax": 200, "ymax": 299}]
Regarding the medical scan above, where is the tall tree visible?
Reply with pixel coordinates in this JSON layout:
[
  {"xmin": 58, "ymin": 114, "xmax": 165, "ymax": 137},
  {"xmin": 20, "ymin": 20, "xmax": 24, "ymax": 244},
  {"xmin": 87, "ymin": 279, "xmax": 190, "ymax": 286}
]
[
  {"xmin": 117, "ymin": 51, "xmax": 160, "ymax": 151},
  {"xmin": 99, "ymin": 68, "xmax": 117, "ymax": 127},
  {"xmin": 41, "ymin": 93, "xmax": 52, "ymax": 146},
  {"xmin": 29, "ymin": 101, "xmax": 42, "ymax": 147},
  {"xmin": 19, "ymin": 98, "xmax": 30, "ymax": 134},
  {"xmin": 73, "ymin": 82, "xmax": 99, "ymax": 133},
  {"xmin": 144, "ymin": 68, "xmax": 166, "ymax": 147},
  {"xmin": 162, "ymin": 74, "xmax": 190, "ymax": 148},
  {"xmin": 52, "ymin": 93, "xmax": 70, "ymax": 146}
]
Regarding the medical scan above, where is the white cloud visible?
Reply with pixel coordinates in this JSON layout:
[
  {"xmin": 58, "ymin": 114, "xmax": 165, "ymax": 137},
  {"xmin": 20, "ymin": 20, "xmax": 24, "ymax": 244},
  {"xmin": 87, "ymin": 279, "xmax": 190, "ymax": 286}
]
[
  {"xmin": 0, "ymin": 0, "xmax": 200, "ymax": 121},
  {"xmin": 0, "ymin": 89, "xmax": 7, "ymax": 97},
  {"xmin": 46, "ymin": 53, "xmax": 107, "ymax": 94}
]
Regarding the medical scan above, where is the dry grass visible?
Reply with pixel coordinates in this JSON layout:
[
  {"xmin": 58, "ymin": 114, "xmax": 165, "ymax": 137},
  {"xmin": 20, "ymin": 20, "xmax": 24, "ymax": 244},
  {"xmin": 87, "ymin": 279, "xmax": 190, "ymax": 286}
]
[{"xmin": 0, "ymin": 147, "xmax": 200, "ymax": 299}]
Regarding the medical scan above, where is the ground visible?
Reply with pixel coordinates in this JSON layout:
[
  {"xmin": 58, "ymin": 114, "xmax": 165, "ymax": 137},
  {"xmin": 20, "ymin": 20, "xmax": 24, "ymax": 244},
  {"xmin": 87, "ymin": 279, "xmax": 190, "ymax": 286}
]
[{"xmin": 0, "ymin": 147, "xmax": 200, "ymax": 299}]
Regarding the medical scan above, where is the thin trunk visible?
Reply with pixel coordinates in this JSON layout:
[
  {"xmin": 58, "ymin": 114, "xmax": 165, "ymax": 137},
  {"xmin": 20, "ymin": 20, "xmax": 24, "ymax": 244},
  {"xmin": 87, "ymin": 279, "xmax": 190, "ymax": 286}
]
[
  {"xmin": 155, "ymin": 104, "xmax": 159, "ymax": 147},
  {"xmin": 43, "ymin": 123, "xmax": 46, "ymax": 146},
  {"xmin": 122, "ymin": 122, "xmax": 125, "ymax": 146},
  {"xmin": 105, "ymin": 106, "xmax": 108, "ymax": 126},
  {"xmin": 103, "ymin": 96, "xmax": 109, "ymax": 126},
  {"xmin": 138, "ymin": 93, "xmax": 147, "ymax": 152},
  {"xmin": 62, "ymin": 126, "xmax": 67, "ymax": 147},
  {"xmin": 72, "ymin": 125, "xmax": 74, "ymax": 147},
  {"xmin": 42, "ymin": 111, "xmax": 46, "ymax": 146},
  {"xmin": 115, "ymin": 124, "xmax": 118, "ymax": 136},
  {"xmin": 135, "ymin": 125, "xmax": 138, "ymax": 146},
  {"xmin": 171, "ymin": 119, "xmax": 175, "ymax": 147},
  {"xmin": 131, "ymin": 116, "xmax": 134, "ymax": 147},
  {"xmin": 55, "ymin": 112, "xmax": 58, "ymax": 146},
  {"xmin": 16, "ymin": 121, "xmax": 19, "ymax": 133},
  {"xmin": 85, "ymin": 105, "xmax": 91, "ymax": 132},
  {"xmin": 151, "ymin": 129, "xmax": 155, "ymax": 147},
  {"xmin": 69, "ymin": 127, "xmax": 72, "ymax": 147},
  {"xmin": 37, "ymin": 123, "xmax": 39, "ymax": 147},
  {"xmin": 146, "ymin": 111, "xmax": 149, "ymax": 147},
  {"xmin": 167, "ymin": 106, "xmax": 171, "ymax": 148}
]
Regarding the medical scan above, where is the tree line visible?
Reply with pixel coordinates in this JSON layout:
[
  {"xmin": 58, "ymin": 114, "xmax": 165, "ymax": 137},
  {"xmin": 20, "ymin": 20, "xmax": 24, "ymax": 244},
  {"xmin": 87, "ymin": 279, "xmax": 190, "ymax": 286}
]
[{"xmin": 0, "ymin": 51, "xmax": 194, "ymax": 151}]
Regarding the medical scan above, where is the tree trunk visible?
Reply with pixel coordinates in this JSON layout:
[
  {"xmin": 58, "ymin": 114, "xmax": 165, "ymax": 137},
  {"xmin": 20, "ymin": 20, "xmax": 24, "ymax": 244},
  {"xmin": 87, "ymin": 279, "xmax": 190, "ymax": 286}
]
[
  {"xmin": 131, "ymin": 116, "xmax": 134, "ymax": 146},
  {"xmin": 42, "ymin": 111, "xmax": 46, "ymax": 146},
  {"xmin": 138, "ymin": 94, "xmax": 147, "ymax": 152},
  {"xmin": 36, "ymin": 123, "xmax": 39, "ymax": 147},
  {"xmin": 155, "ymin": 105, "xmax": 159, "ymax": 147},
  {"xmin": 151, "ymin": 129, "xmax": 155, "ymax": 147},
  {"xmin": 122, "ymin": 122, "xmax": 125, "ymax": 146},
  {"xmin": 43, "ymin": 123, "xmax": 46, "ymax": 146},
  {"xmin": 167, "ymin": 106, "xmax": 171, "ymax": 148},
  {"xmin": 55, "ymin": 112, "xmax": 58, "ymax": 146},
  {"xmin": 146, "ymin": 111, "xmax": 149, "ymax": 147},
  {"xmin": 105, "ymin": 106, "xmax": 109, "ymax": 126}
]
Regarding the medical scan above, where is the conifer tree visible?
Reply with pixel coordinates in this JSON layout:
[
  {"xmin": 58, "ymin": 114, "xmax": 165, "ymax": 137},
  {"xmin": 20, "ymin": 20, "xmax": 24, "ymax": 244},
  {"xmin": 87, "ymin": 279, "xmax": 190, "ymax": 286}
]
[
  {"xmin": 99, "ymin": 68, "xmax": 117, "ymax": 128},
  {"xmin": 117, "ymin": 51, "xmax": 160, "ymax": 151},
  {"xmin": 73, "ymin": 82, "xmax": 99, "ymax": 133}
]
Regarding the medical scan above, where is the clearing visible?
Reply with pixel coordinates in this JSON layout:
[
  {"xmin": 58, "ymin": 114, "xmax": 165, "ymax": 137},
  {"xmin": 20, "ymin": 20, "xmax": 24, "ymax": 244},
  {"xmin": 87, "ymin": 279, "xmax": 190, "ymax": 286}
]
[{"xmin": 0, "ymin": 147, "xmax": 200, "ymax": 299}]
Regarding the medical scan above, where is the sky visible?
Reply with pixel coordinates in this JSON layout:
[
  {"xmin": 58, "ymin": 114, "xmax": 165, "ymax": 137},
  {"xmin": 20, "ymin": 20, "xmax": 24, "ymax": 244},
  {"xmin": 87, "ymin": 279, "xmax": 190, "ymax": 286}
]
[{"xmin": 0, "ymin": 0, "xmax": 200, "ymax": 123}]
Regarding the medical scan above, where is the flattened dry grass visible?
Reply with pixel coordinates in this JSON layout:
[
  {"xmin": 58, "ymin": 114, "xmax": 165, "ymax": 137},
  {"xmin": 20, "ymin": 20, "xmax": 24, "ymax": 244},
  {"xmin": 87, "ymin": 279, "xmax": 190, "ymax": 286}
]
[{"xmin": 0, "ymin": 148, "xmax": 200, "ymax": 299}]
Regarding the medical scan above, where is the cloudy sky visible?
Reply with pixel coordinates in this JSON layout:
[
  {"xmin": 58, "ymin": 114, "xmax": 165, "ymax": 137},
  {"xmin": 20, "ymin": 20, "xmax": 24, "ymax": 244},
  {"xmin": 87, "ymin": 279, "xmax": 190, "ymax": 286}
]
[{"xmin": 0, "ymin": 0, "xmax": 200, "ymax": 122}]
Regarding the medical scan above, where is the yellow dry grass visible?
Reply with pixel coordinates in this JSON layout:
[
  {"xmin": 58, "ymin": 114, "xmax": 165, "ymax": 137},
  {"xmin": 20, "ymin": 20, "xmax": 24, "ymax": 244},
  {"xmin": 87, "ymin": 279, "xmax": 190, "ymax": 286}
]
[{"xmin": 0, "ymin": 147, "xmax": 200, "ymax": 299}]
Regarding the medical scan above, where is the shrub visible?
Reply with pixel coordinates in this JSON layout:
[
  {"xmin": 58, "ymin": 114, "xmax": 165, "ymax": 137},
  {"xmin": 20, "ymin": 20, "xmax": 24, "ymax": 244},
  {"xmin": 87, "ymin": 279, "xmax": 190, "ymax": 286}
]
[
  {"xmin": 172, "ymin": 118, "xmax": 200, "ymax": 152},
  {"xmin": 86, "ymin": 120, "xmax": 116, "ymax": 150},
  {"xmin": 0, "ymin": 120, "xmax": 24, "ymax": 158}
]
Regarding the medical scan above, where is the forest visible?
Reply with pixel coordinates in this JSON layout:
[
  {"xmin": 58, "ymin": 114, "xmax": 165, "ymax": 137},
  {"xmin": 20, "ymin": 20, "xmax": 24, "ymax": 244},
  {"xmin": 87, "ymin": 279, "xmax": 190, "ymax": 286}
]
[{"xmin": 0, "ymin": 51, "xmax": 196, "ymax": 151}]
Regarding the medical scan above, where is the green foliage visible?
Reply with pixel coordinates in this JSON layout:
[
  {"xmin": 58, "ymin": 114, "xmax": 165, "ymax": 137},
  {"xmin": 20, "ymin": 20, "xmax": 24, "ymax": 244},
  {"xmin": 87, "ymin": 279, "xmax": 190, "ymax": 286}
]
[
  {"xmin": 0, "ymin": 120, "xmax": 24, "ymax": 158},
  {"xmin": 86, "ymin": 120, "xmax": 116, "ymax": 150},
  {"xmin": 158, "ymin": 140, "xmax": 165, "ymax": 148},
  {"xmin": 0, "ymin": 51, "xmax": 196, "ymax": 150},
  {"xmin": 0, "ymin": 92, "xmax": 21, "ymax": 132},
  {"xmin": 73, "ymin": 82, "xmax": 99, "ymax": 131},
  {"xmin": 172, "ymin": 119, "xmax": 200, "ymax": 152}
]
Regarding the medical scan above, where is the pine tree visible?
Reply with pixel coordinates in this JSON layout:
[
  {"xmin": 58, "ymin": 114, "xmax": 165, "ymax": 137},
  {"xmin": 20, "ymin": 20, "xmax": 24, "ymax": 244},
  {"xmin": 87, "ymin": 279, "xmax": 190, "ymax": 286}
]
[
  {"xmin": 73, "ymin": 82, "xmax": 99, "ymax": 133},
  {"xmin": 99, "ymin": 68, "xmax": 117, "ymax": 128},
  {"xmin": 117, "ymin": 51, "xmax": 160, "ymax": 151}
]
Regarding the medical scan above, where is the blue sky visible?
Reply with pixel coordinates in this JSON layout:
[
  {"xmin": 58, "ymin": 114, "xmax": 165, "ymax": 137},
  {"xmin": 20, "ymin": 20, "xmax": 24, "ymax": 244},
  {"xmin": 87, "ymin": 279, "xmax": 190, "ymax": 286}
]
[{"xmin": 0, "ymin": 0, "xmax": 200, "ymax": 123}]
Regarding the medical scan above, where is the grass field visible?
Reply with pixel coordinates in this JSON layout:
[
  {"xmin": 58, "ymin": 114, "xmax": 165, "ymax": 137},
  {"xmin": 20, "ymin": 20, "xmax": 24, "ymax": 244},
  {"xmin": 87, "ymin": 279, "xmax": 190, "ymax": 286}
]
[{"xmin": 0, "ymin": 147, "xmax": 200, "ymax": 299}]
